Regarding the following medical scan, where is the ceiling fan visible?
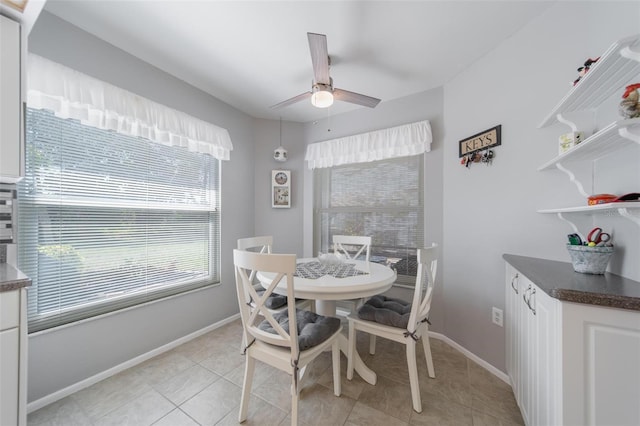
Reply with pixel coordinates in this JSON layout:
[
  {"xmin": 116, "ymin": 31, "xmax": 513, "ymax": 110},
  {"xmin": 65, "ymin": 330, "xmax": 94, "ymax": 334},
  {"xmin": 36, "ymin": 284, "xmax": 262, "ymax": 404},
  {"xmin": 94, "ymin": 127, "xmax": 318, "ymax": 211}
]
[{"xmin": 270, "ymin": 32, "xmax": 381, "ymax": 110}]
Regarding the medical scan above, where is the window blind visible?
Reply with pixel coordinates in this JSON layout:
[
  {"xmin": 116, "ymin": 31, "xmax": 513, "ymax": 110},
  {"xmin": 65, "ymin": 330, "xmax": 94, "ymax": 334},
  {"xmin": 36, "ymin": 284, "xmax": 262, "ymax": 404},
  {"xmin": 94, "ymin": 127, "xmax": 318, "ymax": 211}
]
[
  {"xmin": 313, "ymin": 155, "xmax": 424, "ymax": 286},
  {"xmin": 18, "ymin": 108, "xmax": 220, "ymax": 332}
]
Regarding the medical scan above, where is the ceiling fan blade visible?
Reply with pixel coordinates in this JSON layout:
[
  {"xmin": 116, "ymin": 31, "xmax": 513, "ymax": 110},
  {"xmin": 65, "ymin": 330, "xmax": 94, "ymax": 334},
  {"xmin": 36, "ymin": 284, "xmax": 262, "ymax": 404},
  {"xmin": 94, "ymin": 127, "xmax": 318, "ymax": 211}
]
[
  {"xmin": 307, "ymin": 32, "xmax": 330, "ymax": 85},
  {"xmin": 333, "ymin": 88, "xmax": 381, "ymax": 108},
  {"xmin": 269, "ymin": 91, "xmax": 312, "ymax": 109}
]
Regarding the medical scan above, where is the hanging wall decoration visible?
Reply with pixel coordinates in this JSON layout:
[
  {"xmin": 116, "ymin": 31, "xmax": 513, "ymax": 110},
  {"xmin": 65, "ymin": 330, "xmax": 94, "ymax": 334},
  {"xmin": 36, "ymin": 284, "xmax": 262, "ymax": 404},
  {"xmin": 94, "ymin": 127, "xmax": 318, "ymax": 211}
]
[
  {"xmin": 459, "ymin": 124, "xmax": 501, "ymax": 168},
  {"xmin": 273, "ymin": 117, "xmax": 288, "ymax": 162},
  {"xmin": 272, "ymin": 170, "xmax": 291, "ymax": 208}
]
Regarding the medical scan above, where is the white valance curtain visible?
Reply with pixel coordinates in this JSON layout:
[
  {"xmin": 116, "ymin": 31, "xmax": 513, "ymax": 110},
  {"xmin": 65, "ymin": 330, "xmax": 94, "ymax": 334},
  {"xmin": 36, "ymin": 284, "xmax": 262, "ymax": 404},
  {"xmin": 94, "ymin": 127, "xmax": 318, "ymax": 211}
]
[
  {"xmin": 26, "ymin": 54, "xmax": 233, "ymax": 161},
  {"xmin": 305, "ymin": 120, "xmax": 432, "ymax": 169}
]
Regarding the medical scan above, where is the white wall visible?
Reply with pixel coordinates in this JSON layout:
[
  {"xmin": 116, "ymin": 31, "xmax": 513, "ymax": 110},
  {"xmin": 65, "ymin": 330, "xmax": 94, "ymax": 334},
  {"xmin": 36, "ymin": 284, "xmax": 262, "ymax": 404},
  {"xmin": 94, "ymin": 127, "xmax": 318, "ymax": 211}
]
[
  {"xmin": 442, "ymin": 1, "xmax": 640, "ymax": 371},
  {"xmin": 26, "ymin": 11, "xmax": 256, "ymax": 402}
]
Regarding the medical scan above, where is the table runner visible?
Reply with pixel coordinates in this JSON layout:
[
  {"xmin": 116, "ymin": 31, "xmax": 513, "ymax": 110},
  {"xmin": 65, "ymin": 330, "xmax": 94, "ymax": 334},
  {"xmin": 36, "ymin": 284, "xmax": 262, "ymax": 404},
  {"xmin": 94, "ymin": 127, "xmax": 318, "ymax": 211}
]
[{"xmin": 295, "ymin": 261, "xmax": 369, "ymax": 279}]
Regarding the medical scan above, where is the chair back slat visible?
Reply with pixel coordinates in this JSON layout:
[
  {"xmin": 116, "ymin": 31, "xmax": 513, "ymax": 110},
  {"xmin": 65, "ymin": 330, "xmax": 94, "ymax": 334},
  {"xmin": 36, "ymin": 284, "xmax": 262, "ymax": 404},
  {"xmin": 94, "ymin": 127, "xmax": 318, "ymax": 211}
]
[
  {"xmin": 237, "ymin": 236, "xmax": 273, "ymax": 281},
  {"xmin": 237, "ymin": 236, "xmax": 275, "ymax": 306},
  {"xmin": 237, "ymin": 236, "xmax": 273, "ymax": 253},
  {"xmin": 333, "ymin": 235, "xmax": 371, "ymax": 262},
  {"xmin": 233, "ymin": 249, "xmax": 299, "ymax": 357},
  {"xmin": 407, "ymin": 243, "xmax": 438, "ymax": 333}
]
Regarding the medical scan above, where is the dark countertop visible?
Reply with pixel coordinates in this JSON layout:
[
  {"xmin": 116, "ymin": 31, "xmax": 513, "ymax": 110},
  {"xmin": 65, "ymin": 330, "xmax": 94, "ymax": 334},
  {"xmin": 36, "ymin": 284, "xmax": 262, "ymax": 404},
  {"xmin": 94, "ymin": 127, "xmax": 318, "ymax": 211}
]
[
  {"xmin": 0, "ymin": 263, "xmax": 31, "ymax": 292},
  {"xmin": 503, "ymin": 254, "xmax": 640, "ymax": 311}
]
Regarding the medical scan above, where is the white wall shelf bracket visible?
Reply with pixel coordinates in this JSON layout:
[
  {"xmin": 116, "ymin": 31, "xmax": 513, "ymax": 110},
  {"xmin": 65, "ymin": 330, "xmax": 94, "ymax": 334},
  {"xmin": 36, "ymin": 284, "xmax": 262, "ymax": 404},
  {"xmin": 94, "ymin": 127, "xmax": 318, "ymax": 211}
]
[
  {"xmin": 556, "ymin": 113, "xmax": 578, "ymax": 133},
  {"xmin": 556, "ymin": 212, "xmax": 583, "ymax": 241},
  {"xmin": 620, "ymin": 45, "xmax": 640, "ymax": 63},
  {"xmin": 618, "ymin": 207, "xmax": 640, "ymax": 227},
  {"xmin": 555, "ymin": 163, "xmax": 589, "ymax": 198},
  {"xmin": 619, "ymin": 127, "xmax": 640, "ymax": 145}
]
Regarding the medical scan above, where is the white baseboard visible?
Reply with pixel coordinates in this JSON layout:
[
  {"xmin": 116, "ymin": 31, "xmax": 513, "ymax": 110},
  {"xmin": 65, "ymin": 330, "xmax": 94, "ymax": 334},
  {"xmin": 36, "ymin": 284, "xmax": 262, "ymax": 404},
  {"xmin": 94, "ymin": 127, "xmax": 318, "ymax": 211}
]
[
  {"xmin": 337, "ymin": 308, "xmax": 509, "ymax": 383},
  {"xmin": 428, "ymin": 331, "xmax": 509, "ymax": 384},
  {"xmin": 336, "ymin": 309, "xmax": 509, "ymax": 383},
  {"xmin": 27, "ymin": 313, "xmax": 241, "ymax": 413},
  {"xmin": 28, "ymin": 314, "xmax": 509, "ymax": 413}
]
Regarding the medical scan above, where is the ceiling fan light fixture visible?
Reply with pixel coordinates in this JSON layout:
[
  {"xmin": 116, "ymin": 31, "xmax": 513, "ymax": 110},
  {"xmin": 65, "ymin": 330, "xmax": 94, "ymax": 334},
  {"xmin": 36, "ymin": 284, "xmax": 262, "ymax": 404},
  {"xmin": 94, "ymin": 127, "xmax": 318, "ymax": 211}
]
[{"xmin": 311, "ymin": 84, "xmax": 334, "ymax": 108}]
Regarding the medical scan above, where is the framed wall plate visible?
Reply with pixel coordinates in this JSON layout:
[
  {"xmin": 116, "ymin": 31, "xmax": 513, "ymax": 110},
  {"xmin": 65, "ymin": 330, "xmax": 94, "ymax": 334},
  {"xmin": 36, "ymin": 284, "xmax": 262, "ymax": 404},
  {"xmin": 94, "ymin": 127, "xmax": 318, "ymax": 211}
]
[{"xmin": 272, "ymin": 170, "xmax": 291, "ymax": 208}]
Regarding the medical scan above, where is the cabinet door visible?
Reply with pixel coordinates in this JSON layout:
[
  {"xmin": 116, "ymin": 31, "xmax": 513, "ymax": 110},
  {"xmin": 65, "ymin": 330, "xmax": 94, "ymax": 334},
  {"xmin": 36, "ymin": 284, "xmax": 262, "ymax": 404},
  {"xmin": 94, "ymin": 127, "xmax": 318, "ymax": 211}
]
[
  {"xmin": 0, "ymin": 15, "xmax": 22, "ymax": 182},
  {"xmin": 562, "ymin": 302, "xmax": 640, "ymax": 426},
  {"xmin": 530, "ymin": 282, "xmax": 559, "ymax": 426},
  {"xmin": 0, "ymin": 327, "xmax": 19, "ymax": 426},
  {"xmin": 506, "ymin": 264, "xmax": 560, "ymax": 426},
  {"xmin": 505, "ymin": 264, "xmax": 521, "ymax": 398},
  {"xmin": 520, "ymin": 277, "xmax": 534, "ymax": 426},
  {"xmin": 0, "ymin": 290, "xmax": 20, "ymax": 330}
]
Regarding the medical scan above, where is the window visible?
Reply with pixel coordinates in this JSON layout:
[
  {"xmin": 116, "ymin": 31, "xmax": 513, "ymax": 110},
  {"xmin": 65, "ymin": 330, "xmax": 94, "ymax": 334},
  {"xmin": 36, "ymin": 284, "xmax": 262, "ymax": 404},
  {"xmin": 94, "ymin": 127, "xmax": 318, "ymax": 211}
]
[
  {"xmin": 313, "ymin": 154, "xmax": 424, "ymax": 286},
  {"xmin": 18, "ymin": 108, "xmax": 220, "ymax": 332}
]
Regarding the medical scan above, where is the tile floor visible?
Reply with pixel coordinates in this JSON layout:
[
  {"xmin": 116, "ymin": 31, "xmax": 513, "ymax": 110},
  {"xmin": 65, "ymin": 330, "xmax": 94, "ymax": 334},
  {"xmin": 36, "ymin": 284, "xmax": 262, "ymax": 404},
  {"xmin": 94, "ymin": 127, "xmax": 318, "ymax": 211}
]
[{"xmin": 28, "ymin": 318, "xmax": 524, "ymax": 426}]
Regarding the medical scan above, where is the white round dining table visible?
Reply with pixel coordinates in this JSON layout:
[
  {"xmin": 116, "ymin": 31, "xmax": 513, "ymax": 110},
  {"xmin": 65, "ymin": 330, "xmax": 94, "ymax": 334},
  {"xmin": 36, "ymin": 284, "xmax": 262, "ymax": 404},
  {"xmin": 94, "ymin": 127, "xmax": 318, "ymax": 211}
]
[{"xmin": 257, "ymin": 258, "xmax": 397, "ymax": 385}]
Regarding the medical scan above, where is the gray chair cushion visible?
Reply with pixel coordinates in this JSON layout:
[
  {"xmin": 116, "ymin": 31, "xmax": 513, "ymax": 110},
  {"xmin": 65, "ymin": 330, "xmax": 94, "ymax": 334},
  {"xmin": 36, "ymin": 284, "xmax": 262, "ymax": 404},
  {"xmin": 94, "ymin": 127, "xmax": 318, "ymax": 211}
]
[
  {"xmin": 357, "ymin": 295, "xmax": 411, "ymax": 329},
  {"xmin": 255, "ymin": 289, "xmax": 287, "ymax": 309},
  {"xmin": 258, "ymin": 309, "xmax": 341, "ymax": 351}
]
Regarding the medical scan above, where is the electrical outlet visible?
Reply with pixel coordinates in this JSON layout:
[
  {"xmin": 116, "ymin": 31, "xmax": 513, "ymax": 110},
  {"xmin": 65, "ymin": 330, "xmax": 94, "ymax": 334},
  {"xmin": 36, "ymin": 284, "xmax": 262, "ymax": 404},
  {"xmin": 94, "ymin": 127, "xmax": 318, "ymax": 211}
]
[{"xmin": 492, "ymin": 307, "xmax": 503, "ymax": 327}]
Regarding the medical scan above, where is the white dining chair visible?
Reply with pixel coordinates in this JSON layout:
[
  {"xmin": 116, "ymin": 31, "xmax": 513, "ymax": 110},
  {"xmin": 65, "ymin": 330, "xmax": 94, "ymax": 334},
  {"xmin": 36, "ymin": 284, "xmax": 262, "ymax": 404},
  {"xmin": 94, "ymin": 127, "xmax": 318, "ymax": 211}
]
[
  {"xmin": 233, "ymin": 249, "xmax": 342, "ymax": 426},
  {"xmin": 236, "ymin": 236, "xmax": 313, "ymax": 353},
  {"xmin": 333, "ymin": 235, "xmax": 371, "ymax": 264},
  {"xmin": 237, "ymin": 236, "xmax": 313, "ymax": 310},
  {"xmin": 347, "ymin": 243, "xmax": 438, "ymax": 413},
  {"xmin": 333, "ymin": 235, "xmax": 372, "ymax": 314}
]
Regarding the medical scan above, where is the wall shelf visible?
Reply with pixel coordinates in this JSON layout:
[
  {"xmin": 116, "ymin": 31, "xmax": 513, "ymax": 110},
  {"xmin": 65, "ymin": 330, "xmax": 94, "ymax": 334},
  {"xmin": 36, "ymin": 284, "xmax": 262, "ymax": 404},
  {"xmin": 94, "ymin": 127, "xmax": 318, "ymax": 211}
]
[
  {"xmin": 538, "ymin": 118, "xmax": 640, "ymax": 171},
  {"xmin": 537, "ymin": 202, "xmax": 640, "ymax": 214},
  {"xmin": 538, "ymin": 202, "xmax": 640, "ymax": 235},
  {"xmin": 537, "ymin": 33, "xmax": 640, "ymax": 233},
  {"xmin": 538, "ymin": 34, "xmax": 640, "ymax": 129}
]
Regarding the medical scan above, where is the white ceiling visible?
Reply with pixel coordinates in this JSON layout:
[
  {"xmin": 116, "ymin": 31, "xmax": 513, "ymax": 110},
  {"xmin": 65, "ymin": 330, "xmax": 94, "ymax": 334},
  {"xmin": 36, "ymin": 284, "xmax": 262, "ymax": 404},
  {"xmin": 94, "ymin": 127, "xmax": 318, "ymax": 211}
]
[{"xmin": 43, "ymin": 0, "xmax": 554, "ymax": 123}]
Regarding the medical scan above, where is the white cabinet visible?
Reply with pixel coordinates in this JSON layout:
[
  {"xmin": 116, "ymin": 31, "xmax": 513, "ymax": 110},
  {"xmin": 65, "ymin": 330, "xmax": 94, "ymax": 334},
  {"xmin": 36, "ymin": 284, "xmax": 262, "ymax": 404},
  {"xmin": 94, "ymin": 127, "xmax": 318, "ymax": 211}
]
[
  {"xmin": 0, "ymin": 328, "xmax": 20, "ymax": 426},
  {"xmin": 505, "ymin": 264, "xmax": 559, "ymax": 426},
  {"xmin": 506, "ymin": 261, "xmax": 640, "ymax": 426},
  {"xmin": 537, "ymin": 34, "xmax": 640, "ymax": 230},
  {"xmin": 0, "ymin": 14, "xmax": 23, "ymax": 183},
  {"xmin": 0, "ymin": 288, "xmax": 27, "ymax": 426},
  {"xmin": 561, "ymin": 301, "xmax": 640, "ymax": 426}
]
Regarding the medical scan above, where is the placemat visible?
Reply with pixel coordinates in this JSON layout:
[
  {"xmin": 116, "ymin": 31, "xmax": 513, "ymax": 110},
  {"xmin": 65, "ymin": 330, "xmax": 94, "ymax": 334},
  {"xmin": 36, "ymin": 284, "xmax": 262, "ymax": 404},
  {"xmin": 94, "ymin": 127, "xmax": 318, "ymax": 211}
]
[{"xmin": 295, "ymin": 261, "xmax": 369, "ymax": 279}]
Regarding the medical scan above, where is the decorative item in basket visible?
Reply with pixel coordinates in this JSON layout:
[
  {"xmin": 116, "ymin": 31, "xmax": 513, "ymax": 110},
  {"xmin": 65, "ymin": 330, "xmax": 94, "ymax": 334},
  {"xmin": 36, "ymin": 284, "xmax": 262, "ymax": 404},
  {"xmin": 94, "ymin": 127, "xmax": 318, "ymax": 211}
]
[
  {"xmin": 586, "ymin": 227, "xmax": 611, "ymax": 247},
  {"xmin": 566, "ymin": 226, "xmax": 614, "ymax": 274},
  {"xmin": 567, "ymin": 227, "xmax": 613, "ymax": 247}
]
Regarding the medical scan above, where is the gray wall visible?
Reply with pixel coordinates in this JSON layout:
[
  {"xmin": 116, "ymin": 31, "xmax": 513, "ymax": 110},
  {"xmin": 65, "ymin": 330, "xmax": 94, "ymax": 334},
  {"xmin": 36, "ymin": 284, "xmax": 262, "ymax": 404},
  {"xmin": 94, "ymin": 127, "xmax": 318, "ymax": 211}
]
[
  {"xmin": 252, "ymin": 118, "xmax": 306, "ymax": 256},
  {"xmin": 26, "ymin": 11, "xmax": 255, "ymax": 402},
  {"xmin": 442, "ymin": 1, "xmax": 640, "ymax": 371}
]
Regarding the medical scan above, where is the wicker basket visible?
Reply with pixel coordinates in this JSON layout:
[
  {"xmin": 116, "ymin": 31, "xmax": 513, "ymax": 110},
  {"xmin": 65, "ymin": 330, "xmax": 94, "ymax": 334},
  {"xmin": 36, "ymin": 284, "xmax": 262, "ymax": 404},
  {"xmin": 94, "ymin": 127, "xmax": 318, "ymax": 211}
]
[{"xmin": 566, "ymin": 245, "xmax": 614, "ymax": 274}]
